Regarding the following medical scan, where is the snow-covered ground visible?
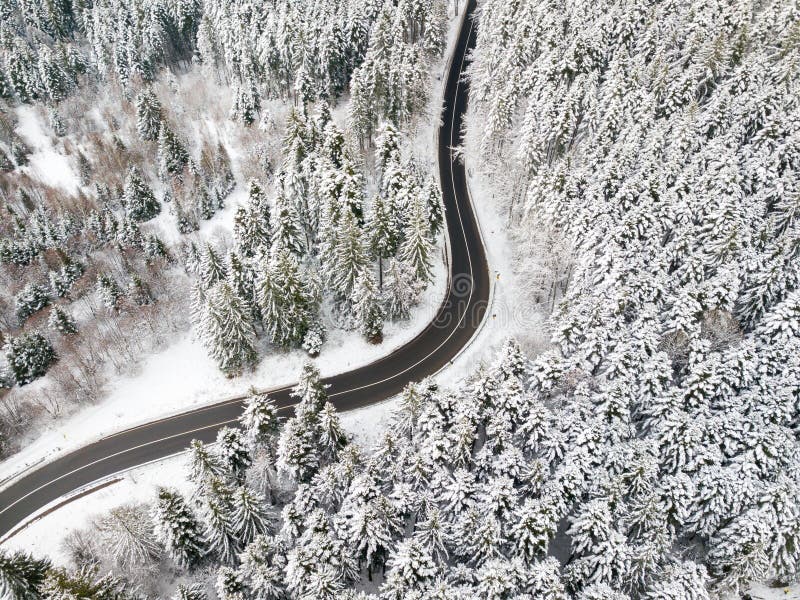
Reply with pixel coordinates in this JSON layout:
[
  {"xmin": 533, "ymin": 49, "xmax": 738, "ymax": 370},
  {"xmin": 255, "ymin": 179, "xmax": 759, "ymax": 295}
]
[{"xmin": 14, "ymin": 105, "xmax": 81, "ymax": 195}]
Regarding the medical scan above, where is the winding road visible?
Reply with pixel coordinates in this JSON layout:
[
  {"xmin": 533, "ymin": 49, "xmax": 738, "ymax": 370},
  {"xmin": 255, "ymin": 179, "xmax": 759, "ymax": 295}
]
[{"xmin": 0, "ymin": 0, "xmax": 488, "ymax": 539}]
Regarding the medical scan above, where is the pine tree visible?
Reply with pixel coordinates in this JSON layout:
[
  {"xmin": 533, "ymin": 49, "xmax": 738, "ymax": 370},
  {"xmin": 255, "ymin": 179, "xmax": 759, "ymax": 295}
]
[
  {"xmin": 15, "ymin": 283, "xmax": 51, "ymax": 323},
  {"xmin": 201, "ymin": 282, "xmax": 258, "ymax": 376},
  {"xmin": 96, "ymin": 274, "xmax": 123, "ymax": 312},
  {"xmin": 152, "ymin": 487, "xmax": 207, "ymax": 569},
  {"xmin": 352, "ymin": 270, "xmax": 384, "ymax": 343},
  {"xmin": 318, "ymin": 402, "xmax": 349, "ymax": 462},
  {"xmin": 399, "ymin": 194, "xmax": 434, "ymax": 284},
  {"xmin": 423, "ymin": 176, "xmax": 444, "ymax": 237},
  {"xmin": 216, "ymin": 426, "xmax": 252, "ymax": 483},
  {"xmin": 381, "ymin": 539, "xmax": 438, "ymax": 600},
  {"xmin": 48, "ymin": 305, "xmax": 77, "ymax": 335},
  {"xmin": 271, "ymin": 189, "xmax": 305, "ymax": 256},
  {"xmin": 189, "ymin": 439, "xmax": 225, "ymax": 484},
  {"xmin": 330, "ymin": 209, "xmax": 368, "ymax": 302},
  {"xmin": 3, "ymin": 333, "xmax": 57, "ymax": 385},
  {"xmin": 123, "ymin": 167, "xmax": 161, "ymax": 222},
  {"xmin": 232, "ymin": 485, "xmax": 270, "ymax": 545},
  {"xmin": 240, "ymin": 392, "xmax": 280, "ymax": 451},
  {"xmin": 172, "ymin": 583, "xmax": 208, "ymax": 600},
  {"xmin": 367, "ymin": 193, "xmax": 400, "ymax": 286},
  {"xmin": 96, "ymin": 504, "xmax": 161, "ymax": 570},
  {"xmin": 382, "ymin": 259, "xmax": 419, "ymax": 320},
  {"xmin": 158, "ymin": 125, "xmax": 190, "ymax": 179},
  {"xmin": 135, "ymin": 88, "xmax": 163, "ymax": 141},
  {"xmin": 203, "ymin": 478, "xmax": 240, "ymax": 565},
  {"xmin": 255, "ymin": 250, "xmax": 318, "ymax": 347},
  {"xmin": 216, "ymin": 567, "xmax": 245, "ymax": 600},
  {"xmin": 0, "ymin": 550, "xmax": 50, "ymax": 600},
  {"xmin": 199, "ymin": 244, "xmax": 228, "ymax": 289}
]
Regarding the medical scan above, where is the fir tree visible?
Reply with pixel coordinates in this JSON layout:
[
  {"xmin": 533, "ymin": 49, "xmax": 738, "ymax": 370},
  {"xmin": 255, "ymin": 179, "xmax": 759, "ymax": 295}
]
[
  {"xmin": 152, "ymin": 487, "xmax": 207, "ymax": 569},
  {"xmin": 135, "ymin": 88, "xmax": 163, "ymax": 141},
  {"xmin": 216, "ymin": 426, "xmax": 252, "ymax": 484},
  {"xmin": 3, "ymin": 333, "xmax": 57, "ymax": 385},
  {"xmin": 48, "ymin": 305, "xmax": 77, "ymax": 335},
  {"xmin": 0, "ymin": 550, "xmax": 50, "ymax": 600},
  {"xmin": 123, "ymin": 167, "xmax": 161, "ymax": 222},
  {"xmin": 158, "ymin": 125, "xmax": 190, "ymax": 179},
  {"xmin": 201, "ymin": 282, "xmax": 258, "ymax": 376},
  {"xmin": 352, "ymin": 270, "xmax": 384, "ymax": 343},
  {"xmin": 399, "ymin": 195, "xmax": 434, "ymax": 284},
  {"xmin": 96, "ymin": 274, "xmax": 123, "ymax": 312}
]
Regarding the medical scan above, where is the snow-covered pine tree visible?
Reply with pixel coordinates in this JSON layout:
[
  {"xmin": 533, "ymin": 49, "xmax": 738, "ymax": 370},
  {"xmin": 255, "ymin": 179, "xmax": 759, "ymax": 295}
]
[
  {"xmin": 0, "ymin": 550, "xmax": 50, "ymax": 600},
  {"xmin": 48, "ymin": 305, "xmax": 77, "ymax": 335},
  {"xmin": 382, "ymin": 259, "xmax": 419, "ymax": 320},
  {"xmin": 96, "ymin": 273, "xmax": 123, "ymax": 312},
  {"xmin": 158, "ymin": 125, "xmax": 190, "ymax": 179},
  {"xmin": 135, "ymin": 87, "xmax": 162, "ymax": 141},
  {"xmin": 216, "ymin": 426, "xmax": 253, "ymax": 484},
  {"xmin": 14, "ymin": 283, "xmax": 51, "ymax": 323},
  {"xmin": 232, "ymin": 485, "xmax": 270, "ymax": 546},
  {"xmin": 172, "ymin": 583, "xmax": 208, "ymax": 600},
  {"xmin": 201, "ymin": 281, "xmax": 258, "ymax": 376},
  {"xmin": 255, "ymin": 249, "xmax": 318, "ymax": 347},
  {"xmin": 329, "ymin": 209, "xmax": 368, "ymax": 303},
  {"xmin": 188, "ymin": 439, "xmax": 225, "ymax": 484},
  {"xmin": 199, "ymin": 244, "xmax": 228, "ymax": 290},
  {"xmin": 202, "ymin": 477, "xmax": 240, "ymax": 566},
  {"xmin": 3, "ymin": 332, "xmax": 57, "ymax": 385},
  {"xmin": 152, "ymin": 487, "xmax": 207, "ymax": 569},
  {"xmin": 239, "ymin": 391, "xmax": 280, "ymax": 452},
  {"xmin": 352, "ymin": 270, "xmax": 384, "ymax": 343},
  {"xmin": 367, "ymin": 193, "xmax": 400, "ymax": 287},
  {"xmin": 123, "ymin": 167, "xmax": 161, "ymax": 222},
  {"xmin": 399, "ymin": 194, "xmax": 434, "ymax": 285}
]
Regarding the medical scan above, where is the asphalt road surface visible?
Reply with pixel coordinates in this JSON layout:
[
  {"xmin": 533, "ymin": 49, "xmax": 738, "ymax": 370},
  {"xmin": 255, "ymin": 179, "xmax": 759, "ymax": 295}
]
[{"xmin": 0, "ymin": 0, "xmax": 487, "ymax": 538}]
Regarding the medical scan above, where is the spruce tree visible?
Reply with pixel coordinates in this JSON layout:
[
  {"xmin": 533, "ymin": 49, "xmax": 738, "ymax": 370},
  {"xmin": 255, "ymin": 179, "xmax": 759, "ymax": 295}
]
[
  {"xmin": 135, "ymin": 88, "xmax": 163, "ymax": 142},
  {"xmin": 158, "ymin": 125, "xmax": 190, "ymax": 179},
  {"xmin": 3, "ymin": 333, "xmax": 57, "ymax": 385},
  {"xmin": 239, "ymin": 392, "xmax": 280, "ymax": 451},
  {"xmin": 0, "ymin": 550, "xmax": 50, "ymax": 600},
  {"xmin": 399, "ymin": 195, "xmax": 434, "ymax": 284},
  {"xmin": 96, "ymin": 274, "xmax": 123, "ymax": 312},
  {"xmin": 48, "ymin": 305, "xmax": 77, "ymax": 335},
  {"xmin": 352, "ymin": 270, "xmax": 384, "ymax": 343},
  {"xmin": 216, "ymin": 426, "xmax": 252, "ymax": 484},
  {"xmin": 199, "ymin": 244, "xmax": 228, "ymax": 289},
  {"xmin": 152, "ymin": 487, "xmax": 207, "ymax": 569},
  {"xmin": 202, "ymin": 477, "xmax": 240, "ymax": 565},
  {"xmin": 172, "ymin": 583, "xmax": 207, "ymax": 600},
  {"xmin": 123, "ymin": 167, "xmax": 161, "ymax": 222},
  {"xmin": 201, "ymin": 282, "xmax": 258, "ymax": 377}
]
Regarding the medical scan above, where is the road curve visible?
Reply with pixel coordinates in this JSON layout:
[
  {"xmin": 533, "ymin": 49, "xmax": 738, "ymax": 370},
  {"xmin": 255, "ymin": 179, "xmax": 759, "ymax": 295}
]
[{"xmin": 0, "ymin": 0, "xmax": 487, "ymax": 538}]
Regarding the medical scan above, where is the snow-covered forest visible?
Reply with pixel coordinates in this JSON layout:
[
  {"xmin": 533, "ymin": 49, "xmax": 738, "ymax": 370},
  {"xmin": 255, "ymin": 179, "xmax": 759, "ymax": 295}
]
[
  {"xmin": 463, "ymin": 0, "xmax": 800, "ymax": 595},
  {"xmin": 0, "ymin": 0, "xmax": 450, "ymax": 456},
  {"xmin": 3, "ymin": 0, "xmax": 800, "ymax": 597}
]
